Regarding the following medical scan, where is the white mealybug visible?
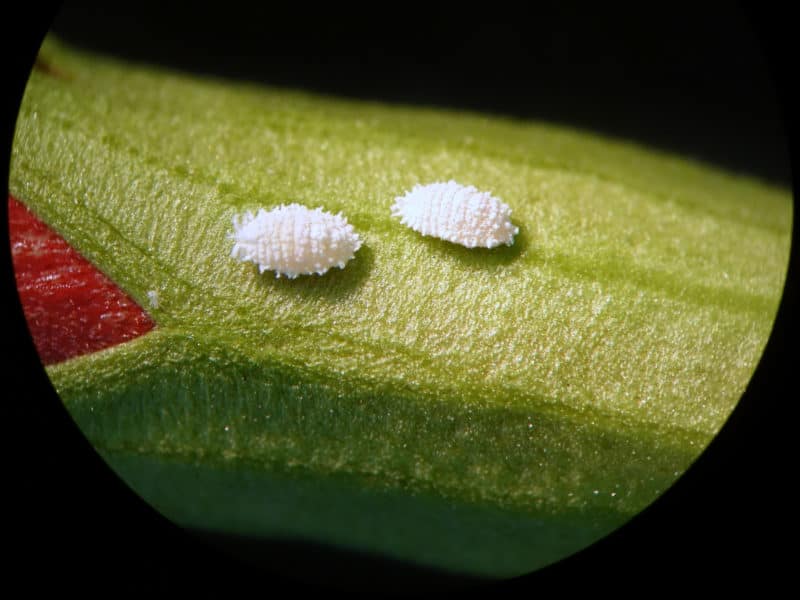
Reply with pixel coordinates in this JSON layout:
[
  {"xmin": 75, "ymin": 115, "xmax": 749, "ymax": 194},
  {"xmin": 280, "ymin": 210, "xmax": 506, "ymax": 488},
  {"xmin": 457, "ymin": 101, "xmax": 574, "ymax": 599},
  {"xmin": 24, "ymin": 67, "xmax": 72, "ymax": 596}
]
[
  {"xmin": 391, "ymin": 180, "xmax": 519, "ymax": 248},
  {"xmin": 230, "ymin": 203, "xmax": 361, "ymax": 278},
  {"xmin": 146, "ymin": 290, "xmax": 159, "ymax": 309}
]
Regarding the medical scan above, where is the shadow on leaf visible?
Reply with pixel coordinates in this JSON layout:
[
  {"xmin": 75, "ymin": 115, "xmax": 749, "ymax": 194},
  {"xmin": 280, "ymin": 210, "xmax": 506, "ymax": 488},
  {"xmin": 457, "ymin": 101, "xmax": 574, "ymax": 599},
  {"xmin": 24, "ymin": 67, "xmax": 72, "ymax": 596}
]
[
  {"xmin": 409, "ymin": 223, "xmax": 528, "ymax": 269},
  {"xmin": 252, "ymin": 244, "xmax": 374, "ymax": 301}
]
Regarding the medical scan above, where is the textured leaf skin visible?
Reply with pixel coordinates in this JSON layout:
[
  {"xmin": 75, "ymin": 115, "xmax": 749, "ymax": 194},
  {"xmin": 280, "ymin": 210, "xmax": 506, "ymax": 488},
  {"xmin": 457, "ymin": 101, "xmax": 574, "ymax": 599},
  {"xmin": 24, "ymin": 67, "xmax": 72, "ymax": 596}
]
[
  {"xmin": 9, "ymin": 37, "xmax": 792, "ymax": 577},
  {"xmin": 8, "ymin": 195, "xmax": 154, "ymax": 364}
]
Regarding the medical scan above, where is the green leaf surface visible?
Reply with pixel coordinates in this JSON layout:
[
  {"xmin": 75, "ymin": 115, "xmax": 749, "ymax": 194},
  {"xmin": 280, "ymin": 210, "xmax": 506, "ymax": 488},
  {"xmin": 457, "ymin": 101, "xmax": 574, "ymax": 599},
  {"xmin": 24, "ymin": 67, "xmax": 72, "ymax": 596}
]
[{"xmin": 11, "ymin": 37, "xmax": 792, "ymax": 577}]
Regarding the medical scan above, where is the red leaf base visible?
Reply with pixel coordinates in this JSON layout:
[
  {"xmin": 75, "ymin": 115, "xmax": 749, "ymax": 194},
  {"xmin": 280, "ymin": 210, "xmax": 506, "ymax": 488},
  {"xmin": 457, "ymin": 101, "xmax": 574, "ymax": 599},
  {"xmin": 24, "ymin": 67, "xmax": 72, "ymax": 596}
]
[{"xmin": 8, "ymin": 195, "xmax": 155, "ymax": 365}]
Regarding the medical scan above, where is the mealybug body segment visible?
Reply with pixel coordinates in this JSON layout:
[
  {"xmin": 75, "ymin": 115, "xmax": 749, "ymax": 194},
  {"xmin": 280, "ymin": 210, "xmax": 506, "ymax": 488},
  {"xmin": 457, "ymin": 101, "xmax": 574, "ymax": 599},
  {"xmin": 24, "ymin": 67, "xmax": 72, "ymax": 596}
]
[
  {"xmin": 391, "ymin": 180, "xmax": 519, "ymax": 248},
  {"xmin": 230, "ymin": 204, "xmax": 361, "ymax": 278}
]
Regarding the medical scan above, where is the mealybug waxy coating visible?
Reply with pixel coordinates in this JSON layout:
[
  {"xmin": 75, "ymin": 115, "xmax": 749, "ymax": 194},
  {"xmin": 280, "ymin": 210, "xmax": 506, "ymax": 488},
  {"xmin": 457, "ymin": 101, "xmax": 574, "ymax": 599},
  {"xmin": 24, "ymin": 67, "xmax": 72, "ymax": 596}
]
[
  {"xmin": 230, "ymin": 204, "xmax": 362, "ymax": 278},
  {"xmin": 391, "ymin": 180, "xmax": 519, "ymax": 248},
  {"xmin": 146, "ymin": 290, "xmax": 159, "ymax": 309}
]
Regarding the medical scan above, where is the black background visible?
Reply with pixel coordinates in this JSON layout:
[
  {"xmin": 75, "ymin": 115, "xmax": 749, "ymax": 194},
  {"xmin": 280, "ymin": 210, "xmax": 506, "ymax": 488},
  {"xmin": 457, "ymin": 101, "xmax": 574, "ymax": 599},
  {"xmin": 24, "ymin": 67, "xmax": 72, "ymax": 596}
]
[
  {"xmin": 47, "ymin": 1, "xmax": 792, "ymax": 186},
  {"xmin": 3, "ymin": 0, "xmax": 797, "ymax": 595}
]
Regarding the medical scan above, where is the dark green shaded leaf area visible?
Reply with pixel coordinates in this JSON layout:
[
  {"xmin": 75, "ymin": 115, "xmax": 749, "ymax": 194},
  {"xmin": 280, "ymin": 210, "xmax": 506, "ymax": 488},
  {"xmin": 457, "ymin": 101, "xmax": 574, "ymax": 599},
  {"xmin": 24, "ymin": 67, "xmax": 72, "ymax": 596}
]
[{"xmin": 11, "ymin": 37, "xmax": 792, "ymax": 577}]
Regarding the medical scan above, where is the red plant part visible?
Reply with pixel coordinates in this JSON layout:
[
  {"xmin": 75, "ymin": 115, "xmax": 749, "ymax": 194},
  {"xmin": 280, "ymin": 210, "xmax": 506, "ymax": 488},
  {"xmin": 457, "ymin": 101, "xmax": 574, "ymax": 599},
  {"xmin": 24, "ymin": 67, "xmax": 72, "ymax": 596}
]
[{"xmin": 8, "ymin": 195, "xmax": 155, "ymax": 365}]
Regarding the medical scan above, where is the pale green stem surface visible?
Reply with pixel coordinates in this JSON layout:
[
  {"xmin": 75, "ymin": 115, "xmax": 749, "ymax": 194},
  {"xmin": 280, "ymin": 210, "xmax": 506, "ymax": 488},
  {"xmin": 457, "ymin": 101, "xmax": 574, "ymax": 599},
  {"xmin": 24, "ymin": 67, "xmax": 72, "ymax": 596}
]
[{"xmin": 10, "ymin": 37, "xmax": 792, "ymax": 577}]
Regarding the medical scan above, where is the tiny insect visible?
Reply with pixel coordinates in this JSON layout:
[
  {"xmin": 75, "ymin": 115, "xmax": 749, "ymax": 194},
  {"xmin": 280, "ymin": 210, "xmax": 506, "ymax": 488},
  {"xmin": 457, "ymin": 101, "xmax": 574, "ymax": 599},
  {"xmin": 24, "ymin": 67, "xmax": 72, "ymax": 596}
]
[
  {"xmin": 391, "ymin": 180, "xmax": 518, "ymax": 248},
  {"xmin": 230, "ymin": 203, "xmax": 362, "ymax": 278},
  {"xmin": 146, "ymin": 290, "xmax": 159, "ymax": 309}
]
